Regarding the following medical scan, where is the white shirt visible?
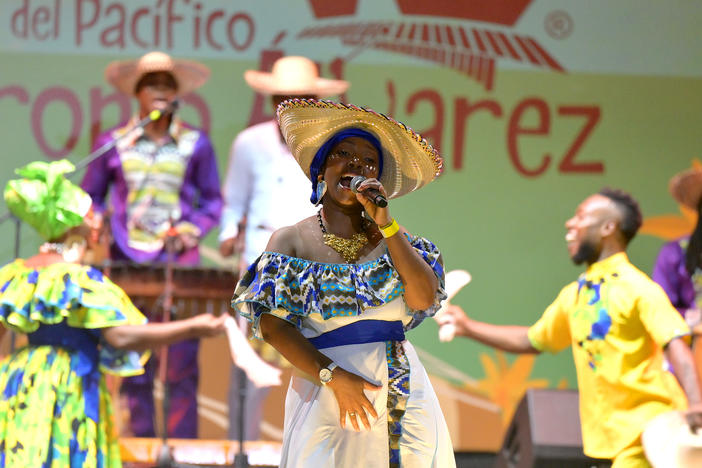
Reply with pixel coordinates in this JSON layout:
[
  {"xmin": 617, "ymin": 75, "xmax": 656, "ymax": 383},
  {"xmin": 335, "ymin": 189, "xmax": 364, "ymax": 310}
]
[{"xmin": 219, "ymin": 120, "xmax": 317, "ymax": 264}]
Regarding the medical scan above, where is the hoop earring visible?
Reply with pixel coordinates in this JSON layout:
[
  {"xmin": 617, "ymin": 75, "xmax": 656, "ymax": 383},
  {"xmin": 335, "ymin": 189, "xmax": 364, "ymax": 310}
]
[{"xmin": 315, "ymin": 179, "xmax": 327, "ymax": 206}]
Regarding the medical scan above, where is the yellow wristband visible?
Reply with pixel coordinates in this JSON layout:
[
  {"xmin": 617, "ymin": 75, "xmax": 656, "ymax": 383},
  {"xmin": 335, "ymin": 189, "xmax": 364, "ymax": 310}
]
[{"xmin": 379, "ymin": 218, "xmax": 400, "ymax": 238}]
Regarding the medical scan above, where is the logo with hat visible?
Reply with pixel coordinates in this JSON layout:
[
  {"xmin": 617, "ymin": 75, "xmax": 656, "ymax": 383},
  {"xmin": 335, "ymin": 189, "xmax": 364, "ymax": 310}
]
[{"xmin": 297, "ymin": 0, "xmax": 565, "ymax": 91}]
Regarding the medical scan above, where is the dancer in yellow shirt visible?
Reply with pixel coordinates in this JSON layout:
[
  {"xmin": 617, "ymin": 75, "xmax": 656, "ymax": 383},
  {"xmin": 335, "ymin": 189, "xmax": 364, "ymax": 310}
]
[{"xmin": 439, "ymin": 188, "xmax": 702, "ymax": 467}]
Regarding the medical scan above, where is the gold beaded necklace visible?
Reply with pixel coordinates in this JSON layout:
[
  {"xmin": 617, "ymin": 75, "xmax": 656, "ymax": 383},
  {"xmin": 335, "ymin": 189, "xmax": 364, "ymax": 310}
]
[{"xmin": 317, "ymin": 210, "xmax": 368, "ymax": 263}]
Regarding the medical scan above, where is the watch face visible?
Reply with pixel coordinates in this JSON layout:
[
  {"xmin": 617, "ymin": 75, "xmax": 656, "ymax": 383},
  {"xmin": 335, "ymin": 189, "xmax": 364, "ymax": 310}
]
[{"xmin": 319, "ymin": 368, "xmax": 332, "ymax": 383}]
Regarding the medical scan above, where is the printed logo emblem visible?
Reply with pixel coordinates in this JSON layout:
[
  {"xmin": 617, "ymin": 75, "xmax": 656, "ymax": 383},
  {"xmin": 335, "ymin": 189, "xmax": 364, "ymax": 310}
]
[{"xmin": 299, "ymin": 0, "xmax": 565, "ymax": 91}]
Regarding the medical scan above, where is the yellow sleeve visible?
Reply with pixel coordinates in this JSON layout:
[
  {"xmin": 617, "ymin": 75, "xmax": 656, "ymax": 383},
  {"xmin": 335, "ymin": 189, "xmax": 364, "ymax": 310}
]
[
  {"xmin": 528, "ymin": 284, "xmax": 574, "ymax": 353},
  {"xmin": 638, "ymin": 278, "xmax": 690, "ymax": 347}
]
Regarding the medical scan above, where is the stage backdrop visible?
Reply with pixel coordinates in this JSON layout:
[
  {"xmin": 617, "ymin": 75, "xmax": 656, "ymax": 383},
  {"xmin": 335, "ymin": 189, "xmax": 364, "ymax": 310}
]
[{"xmin": 1, "ymin": 0, "xmax": 701, "ymax": 450}]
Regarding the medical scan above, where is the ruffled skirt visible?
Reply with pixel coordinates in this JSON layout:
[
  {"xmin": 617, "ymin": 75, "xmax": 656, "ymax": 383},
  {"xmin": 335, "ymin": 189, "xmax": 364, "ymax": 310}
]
[
  {"xmin": 279, "ymin": 340, "xmax": 455, "ymax": 468},
  {"xmin": 0, "ymin": 345, "xmax": 120, "ymax": 468}
]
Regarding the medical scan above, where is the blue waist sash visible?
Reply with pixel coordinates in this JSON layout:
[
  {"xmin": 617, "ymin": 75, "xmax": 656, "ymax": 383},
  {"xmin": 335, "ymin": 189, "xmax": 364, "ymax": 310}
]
[
  {"xmin": 28, "ymin": 322, "xmax": 101, "ymax": 423},
  {"xmin": 308, "ymin": 320, "xmax": 405, "ymax": 350}
]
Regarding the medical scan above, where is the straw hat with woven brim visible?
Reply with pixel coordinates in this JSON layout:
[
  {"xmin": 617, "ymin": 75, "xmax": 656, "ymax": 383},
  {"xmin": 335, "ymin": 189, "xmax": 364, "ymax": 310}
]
[
  {"xmin": 642, "ymin": 410, "xmax": 702, "ymax": 467},
  {"xmin": 670, "ymin": 168, "xmax": 702, "ymax": 210},
  {"xmin": 277, "ymin": 99, "xmax": 444, "ymax": 199},
  {"xmin": 245, "ymin": 56, "xmax": 349, "ymax": 97},
  {"xmin": 105, "ymin": 51, "xmax": 210, "ymax": 96}
]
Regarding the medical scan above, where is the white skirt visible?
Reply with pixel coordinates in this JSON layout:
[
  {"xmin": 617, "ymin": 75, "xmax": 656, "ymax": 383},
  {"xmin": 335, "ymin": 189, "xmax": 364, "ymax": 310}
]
[{"xmin": 278, "ymin": 340, "xmax": 456, "ymax": 468}]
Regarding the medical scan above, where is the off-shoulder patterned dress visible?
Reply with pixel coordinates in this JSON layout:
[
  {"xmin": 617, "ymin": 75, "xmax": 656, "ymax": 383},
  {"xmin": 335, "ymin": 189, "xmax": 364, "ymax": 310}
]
[
  {"xmin": 0, "ymin": 260, "xmax": 149, "ymax": 468},
  {"xmin": 232, "ymin": 235, "xmax": 456, "ymax": 468}
]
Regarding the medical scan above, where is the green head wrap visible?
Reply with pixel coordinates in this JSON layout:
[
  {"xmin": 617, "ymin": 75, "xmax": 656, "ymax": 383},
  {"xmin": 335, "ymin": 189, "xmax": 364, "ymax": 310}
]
[{"xmin": 4, "ymin": 159, "xmax": 92, "ymax": 240}]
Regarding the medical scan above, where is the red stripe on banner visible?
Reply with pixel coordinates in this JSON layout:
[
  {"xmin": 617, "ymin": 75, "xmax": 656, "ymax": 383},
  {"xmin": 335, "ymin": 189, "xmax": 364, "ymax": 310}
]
[
  {"xmin": 485, "ymin": 57, "xmax": 495, "ymax": 90},
  {"xmin": 472, "ymin": 28, "xmax": 487, "ymax": 53},
  {"xmin": 476, "ymin": 55, "xmax": 485, "ymax": 84},
  {"xmin": 496, "ymin": 32, "xmax": 522, "ymax": 60},
  {"xmin": 460, "ymin": 53, "xmax": 469, "ymax": 73},
  {"xmin": 394, "ymin": 23, "xmax": 405, "ymax": 40},
  {"xmin": 422, "ymin": 23, "xmax": 430, "ymax": 42},
  {"xmin": 468, "ymin": 54, "xmax": 476, "ymax": 76},
  {"xmin": 513, "ymin": 35, "xmax": 540, "ymax": 65},
  {"xmin": 445, "ymin": 25, "xmax": 456, "ymax": 47},
  {"xmin": 483, "ymin": 30, "xmax": 505, "ymax": 57},
  {"xmin": 434, "ymin": 25, "xmax": 443, "ymax": 45},
  {"xmin": 408, "ymin": 23, "xmax": 417, "ymax": 41},
  {"xmin": 458, "ymin": 26, "xmax": 471, "ymax": 50},
  {"xmin": 525, "ymin": 37, "xmax": 566, "ymax": 72}
]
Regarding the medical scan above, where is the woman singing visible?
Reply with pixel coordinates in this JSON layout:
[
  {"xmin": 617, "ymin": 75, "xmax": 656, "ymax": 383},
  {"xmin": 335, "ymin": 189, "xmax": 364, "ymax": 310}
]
[{"xmin": 232, "ymin": 99, "xmax": 455, "ymax": 467}]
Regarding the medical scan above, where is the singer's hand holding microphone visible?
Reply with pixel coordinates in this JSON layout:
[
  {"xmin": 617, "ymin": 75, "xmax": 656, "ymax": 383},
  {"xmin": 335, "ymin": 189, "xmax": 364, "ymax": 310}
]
[
  {"xmin": 350, "ymin": 176, "xmax": 387, "ymax": 208},
  {"xmin": 350, "ymin": 175, "xmax": 392, "ymax": 227}
]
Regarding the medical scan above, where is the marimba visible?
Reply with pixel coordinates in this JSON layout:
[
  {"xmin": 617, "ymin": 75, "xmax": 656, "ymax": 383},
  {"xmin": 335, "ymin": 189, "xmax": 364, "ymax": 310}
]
[
  {"xmin": 91, "ymin": 261, "xmax": 240, "ymax": 440},
  {"xmin": 94, "ymin": 261, "xmax": 239, "ymax": 318}
]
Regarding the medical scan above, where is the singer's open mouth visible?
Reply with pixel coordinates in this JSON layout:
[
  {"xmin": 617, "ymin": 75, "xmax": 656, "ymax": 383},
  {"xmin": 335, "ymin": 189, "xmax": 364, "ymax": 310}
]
[{"xmin": 338, "ymin": 176, "xmax": 353, "ymax": 189}]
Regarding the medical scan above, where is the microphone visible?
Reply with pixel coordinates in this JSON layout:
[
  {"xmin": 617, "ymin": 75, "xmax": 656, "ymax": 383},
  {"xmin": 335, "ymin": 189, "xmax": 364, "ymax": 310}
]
[
  {"xmin": 350, "ymin": 176, "xmax": 388, "ymax": 207},
  {"xmin": 148, "ymin": 99, "xmax": 180, "ymax": 121}
]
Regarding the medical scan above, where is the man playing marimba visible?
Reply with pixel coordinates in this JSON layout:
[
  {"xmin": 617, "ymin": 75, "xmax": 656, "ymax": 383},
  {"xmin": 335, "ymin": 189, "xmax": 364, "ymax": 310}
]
[{"xmin": 81, "ymin": 51, "xmax": 223, "ymax": 439}]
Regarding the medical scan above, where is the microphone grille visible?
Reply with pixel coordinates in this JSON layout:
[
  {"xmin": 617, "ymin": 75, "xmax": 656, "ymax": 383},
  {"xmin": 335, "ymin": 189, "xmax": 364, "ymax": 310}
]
[{"xmin": 350, "ymin": 176, "xmax": 365, "ymax": 193}]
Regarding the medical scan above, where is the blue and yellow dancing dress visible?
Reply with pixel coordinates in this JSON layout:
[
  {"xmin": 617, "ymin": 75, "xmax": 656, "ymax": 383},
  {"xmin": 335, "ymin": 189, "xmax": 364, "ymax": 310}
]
[{"xmin": 0, "ymin": 260, "xmax": 149, "ymax": 468}]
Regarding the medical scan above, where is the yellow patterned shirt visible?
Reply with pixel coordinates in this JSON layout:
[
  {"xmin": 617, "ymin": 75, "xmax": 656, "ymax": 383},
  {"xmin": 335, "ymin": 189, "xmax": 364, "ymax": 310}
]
[{"xmin": 528, "ymin": 252, "xmax": 690, "ymax": 459}]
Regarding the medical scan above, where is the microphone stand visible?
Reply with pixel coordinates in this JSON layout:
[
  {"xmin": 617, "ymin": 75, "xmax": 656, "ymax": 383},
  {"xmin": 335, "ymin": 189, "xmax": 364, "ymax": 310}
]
[
  {"xmin": 155, "ymin": 224, "xmax": 211, "ymax": 468},
  {"xmin": 233, "ymin": 316, "xmax": 250, "ymax": 468},
  {"xmin": 156, "ymin": 224, "xmax": 177, "ymax": 468},
  {"xmin": 232, "ymin": 231, "xmax": 249, "ymax": 468}
]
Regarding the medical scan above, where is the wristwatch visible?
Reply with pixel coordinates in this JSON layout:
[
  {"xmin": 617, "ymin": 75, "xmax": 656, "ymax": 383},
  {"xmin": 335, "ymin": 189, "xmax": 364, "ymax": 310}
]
[{"xmin": 319, "ymin": 362, "xmax": 339, "ymax": 385}]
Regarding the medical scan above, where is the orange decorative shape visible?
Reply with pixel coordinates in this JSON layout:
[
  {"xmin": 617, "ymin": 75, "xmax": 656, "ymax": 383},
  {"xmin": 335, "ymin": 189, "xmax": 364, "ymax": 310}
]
[
  {"xmin": 476, "ymin": 351, "xmax": 552, "ymax": 425},
  {"xmin": 640, "ymin": 213, "xmax": 696, "ymax": 241}
]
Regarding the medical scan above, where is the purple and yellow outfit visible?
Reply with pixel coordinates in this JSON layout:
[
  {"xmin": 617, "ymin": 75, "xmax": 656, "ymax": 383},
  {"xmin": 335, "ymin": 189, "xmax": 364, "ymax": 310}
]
[
  {"xmin": 81, "ymin": 117, "xmax": 222, "ymax": 438},
  {"xmin": 652, "ymin": 237, "xmax": 697, "ymax": 317},
  {"xmin": 528, "ymin": 252, "xmax": 690, "ymax": 466},
  {"xmin": 0, "ymin": 260, "xmax": 149, "ymax": 467},
  {"xmin": 232, "ymin": 235, "xmax": 455, "ymax": 468}
]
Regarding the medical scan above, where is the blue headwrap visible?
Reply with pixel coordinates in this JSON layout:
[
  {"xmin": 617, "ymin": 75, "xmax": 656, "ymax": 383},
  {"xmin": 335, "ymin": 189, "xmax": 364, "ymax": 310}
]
[{"xmin": 309, "ymin": 128, "xmax": 383, "ymax": 204}]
